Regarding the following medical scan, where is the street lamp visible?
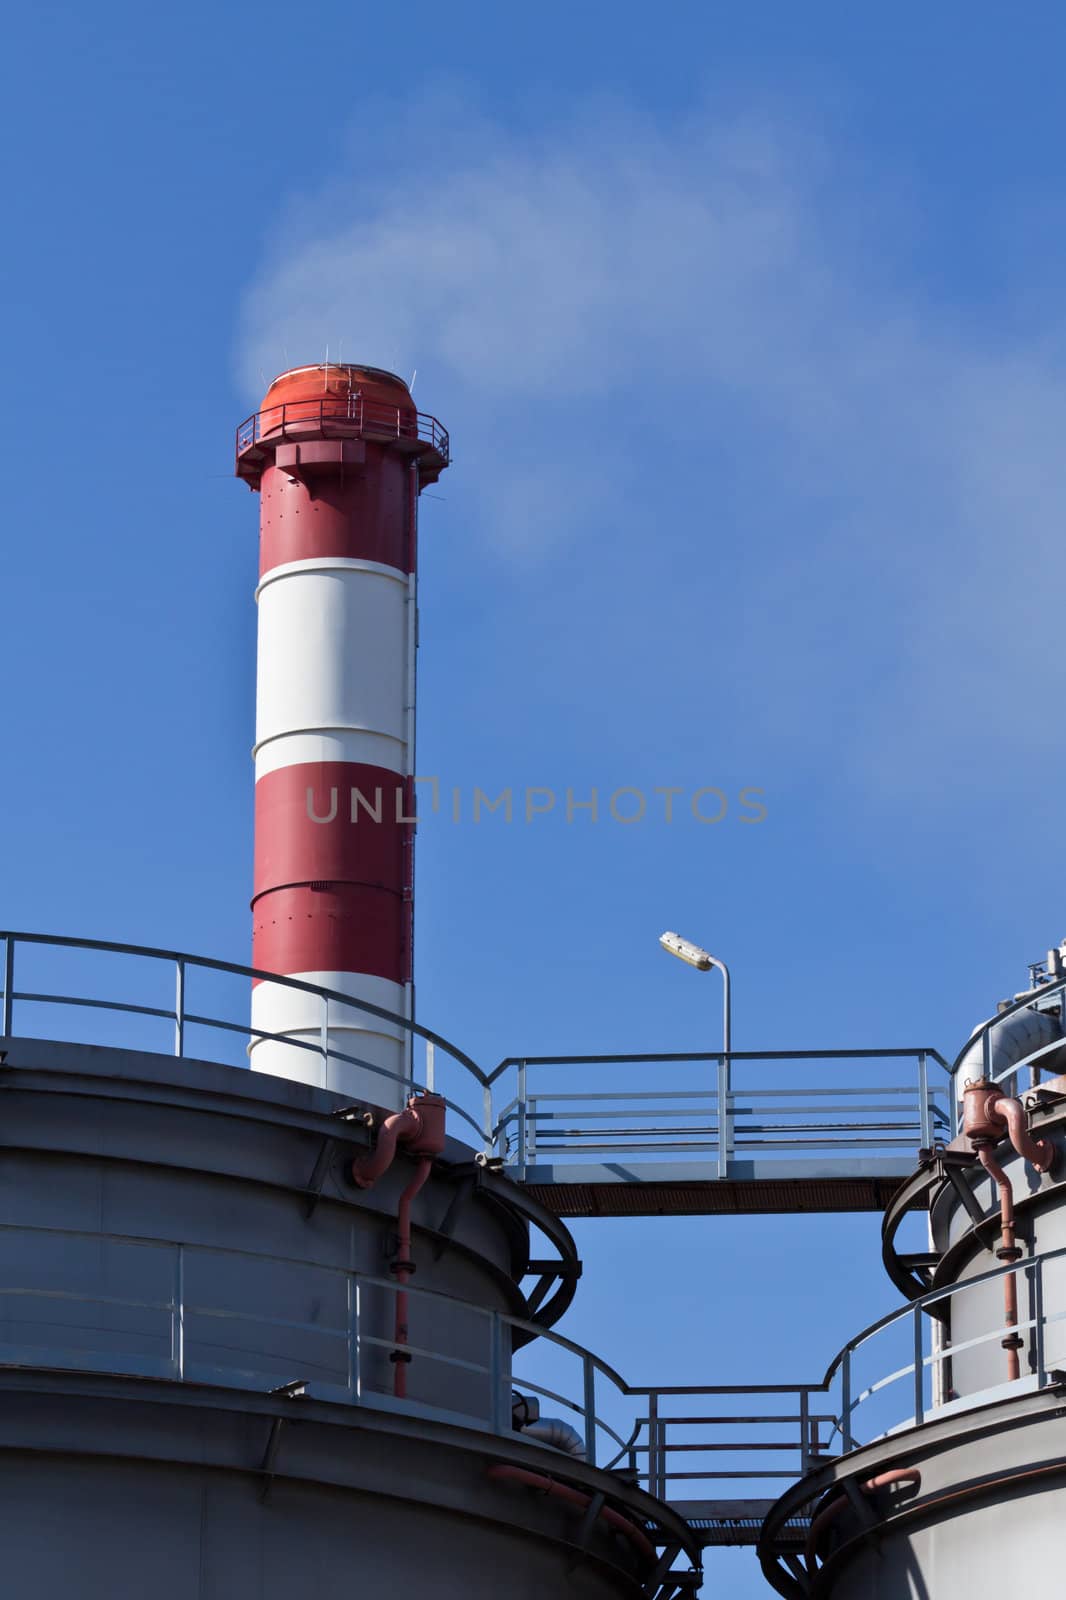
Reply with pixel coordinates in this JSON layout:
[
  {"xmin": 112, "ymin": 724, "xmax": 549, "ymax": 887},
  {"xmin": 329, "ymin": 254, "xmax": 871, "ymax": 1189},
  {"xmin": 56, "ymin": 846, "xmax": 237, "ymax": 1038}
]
[
  {"xmin": 658, "ymin": 931, "xmax": 732, "ymax": 1057},
  {"xmin": 660, "ymin": 931, "xmax": 733, "ymax": 1179}
]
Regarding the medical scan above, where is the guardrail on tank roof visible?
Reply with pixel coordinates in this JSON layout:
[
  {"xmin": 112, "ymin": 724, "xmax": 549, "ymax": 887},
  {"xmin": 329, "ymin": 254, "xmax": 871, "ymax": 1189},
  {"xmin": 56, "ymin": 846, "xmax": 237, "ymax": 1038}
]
[
  {"xmin": 235, "ymin": 394, "xmax": 450, "ymax": 469},
  {"xmin": 0, "ymin": 931, "xmax": 491, "ymax": 1149},
  {"xmin": 0, "ymin": 932, "xmax": 952, "ymax": 1183}
]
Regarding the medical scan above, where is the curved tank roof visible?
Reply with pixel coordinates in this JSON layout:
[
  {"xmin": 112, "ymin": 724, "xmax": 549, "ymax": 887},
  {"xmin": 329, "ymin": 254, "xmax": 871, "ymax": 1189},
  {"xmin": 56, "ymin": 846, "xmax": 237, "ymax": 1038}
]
[{"xmin": 260, "ymin": 362, "xmax": 415, "ymax": 416}]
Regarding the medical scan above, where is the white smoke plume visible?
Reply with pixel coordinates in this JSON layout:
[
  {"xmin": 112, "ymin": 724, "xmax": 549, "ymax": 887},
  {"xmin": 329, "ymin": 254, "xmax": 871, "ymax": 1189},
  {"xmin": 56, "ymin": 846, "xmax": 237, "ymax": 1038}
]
[{"xmin": 237, "ymin": 97, "xmax": 1066, "ymax": 805}]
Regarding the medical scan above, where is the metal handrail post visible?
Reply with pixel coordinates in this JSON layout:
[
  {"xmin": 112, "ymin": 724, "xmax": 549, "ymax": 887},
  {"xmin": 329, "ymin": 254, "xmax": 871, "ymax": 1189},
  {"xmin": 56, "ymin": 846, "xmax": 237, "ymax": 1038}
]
[
  {"xmin": 348, "ymin": 1276, "xmax": 361, "ymax": 1400},
  {"xmin": 172, "ymin": 1244, "xmax": 185, "ymax": 1382},
  {"xmin": 517, "ymin": 1061, "xmax": 527, "ymax": 1181},
  {"xmin": 799, "ymin": 1389, "xmax": 810, "ymax": 1474},
  {"xmin": 840, "ymin": 1348, "xmax": 853, "ymax": 1452},
  {"xmin": 583, "ymin": 1353, "xmax": 597, "ymax": 1468},
  {"xmin": 320, "ymin": 995, "xmax": 329, "ymax": 1072},
  {"xmin": 716, "ymin": 1055, "xmax": 732, "ymax": 1179},
  {"xmin": 489, "ymin": 1312, "xmax": 507, "ymax": 1433},
  {"xmin": 1, "ymin": 936, "xmax": 12, "ymax": 1035},
  {"xmin": 917, "ymin": 1051, "xmax": 932, "ymax": 1147},
  {"xmin": 174, "ymin": 959, "xmax": 186, "ymax": 1058},
  {"xmin": 483, "ymin": 1084, "xmax": 494, "ymax": 1156},
  {"xmin": 647, "ymin": 1392, "xmax": 659, "ymax": 1498},
  {"xmin": 912, "ymin": 1304, "xmax": 924, "ymax": 1425},
  {"xmin": 1032, "ymin": 1259, "xmax": 1046, "ymax": 1384},
  {"xmin": 930, "ymin": 1308, "xmax": 946, "ymax": 1408}
]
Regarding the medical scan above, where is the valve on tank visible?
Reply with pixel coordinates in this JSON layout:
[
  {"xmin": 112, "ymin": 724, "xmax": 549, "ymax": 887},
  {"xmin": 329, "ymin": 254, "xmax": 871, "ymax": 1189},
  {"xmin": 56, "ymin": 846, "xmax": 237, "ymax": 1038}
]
[
  {"xmin": 962, "ymin": 1078, "xmax": 1010, "ymax": 1144},
  {"xmin": 962, "ymin": 1078, "xmax": 1054, "ymax": 1171}
]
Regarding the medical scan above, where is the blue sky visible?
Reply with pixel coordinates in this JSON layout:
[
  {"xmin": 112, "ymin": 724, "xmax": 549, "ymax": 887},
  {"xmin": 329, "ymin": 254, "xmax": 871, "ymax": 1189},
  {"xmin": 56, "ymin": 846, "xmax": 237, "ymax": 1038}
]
[{"xmin": 6, "ymin": 3, "xmax": 1066, "ymax": 1590}]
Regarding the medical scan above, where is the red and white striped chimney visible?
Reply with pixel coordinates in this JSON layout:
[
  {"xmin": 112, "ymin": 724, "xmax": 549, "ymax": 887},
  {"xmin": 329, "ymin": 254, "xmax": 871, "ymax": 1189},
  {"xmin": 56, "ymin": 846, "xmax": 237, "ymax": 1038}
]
[{"xmin": 235, "ymin": 365, "xmax": 449, "ymax": 1106}]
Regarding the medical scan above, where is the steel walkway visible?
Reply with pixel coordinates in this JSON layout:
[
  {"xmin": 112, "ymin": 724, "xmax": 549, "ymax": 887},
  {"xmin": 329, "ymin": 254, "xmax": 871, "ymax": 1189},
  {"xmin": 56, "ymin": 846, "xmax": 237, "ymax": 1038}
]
[
  {"xmin": 669, "ymin": 1502, "xmax": 808, "ymax": 1549},
  {"xmin": 490, "ymin": 1048, "xmax": 953, "ymax": 1217}
]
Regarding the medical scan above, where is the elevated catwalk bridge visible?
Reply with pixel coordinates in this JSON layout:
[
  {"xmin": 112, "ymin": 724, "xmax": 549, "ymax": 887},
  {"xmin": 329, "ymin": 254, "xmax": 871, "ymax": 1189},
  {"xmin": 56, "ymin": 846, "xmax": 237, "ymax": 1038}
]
[{"xmin": 491, "ymin": 1048, "xmax": 951, "ymax": 1217}]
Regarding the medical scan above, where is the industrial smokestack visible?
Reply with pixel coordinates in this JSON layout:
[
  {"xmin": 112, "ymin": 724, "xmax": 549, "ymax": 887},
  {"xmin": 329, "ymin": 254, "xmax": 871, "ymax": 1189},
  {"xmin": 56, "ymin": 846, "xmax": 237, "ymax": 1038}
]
[{"xmin": 235, "ymin": 364, "xmax": 450, "ymax": 1105}]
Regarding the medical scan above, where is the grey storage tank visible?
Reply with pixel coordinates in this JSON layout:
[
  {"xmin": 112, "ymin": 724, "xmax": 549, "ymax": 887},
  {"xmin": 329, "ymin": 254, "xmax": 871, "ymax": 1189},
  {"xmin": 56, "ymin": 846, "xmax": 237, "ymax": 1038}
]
[
  {"xmin": 759, "ymin": 978, "xmax": 1066, "ymax": 1599},
  {"xmin": 0, "ymin": 937, "xmax": 699, "ymax": 1600}
]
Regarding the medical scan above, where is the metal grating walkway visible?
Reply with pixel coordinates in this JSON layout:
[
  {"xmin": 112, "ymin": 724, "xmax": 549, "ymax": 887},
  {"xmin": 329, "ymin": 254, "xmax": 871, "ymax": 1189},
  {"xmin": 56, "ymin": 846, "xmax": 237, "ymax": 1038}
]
[
  {"xmin": 522, "ymin": 1169, "xmax": 912, "ymax": 1218},
  {"xmin": 667, "ymin": 1501, "xmax": 809, "ymax": 1548}
]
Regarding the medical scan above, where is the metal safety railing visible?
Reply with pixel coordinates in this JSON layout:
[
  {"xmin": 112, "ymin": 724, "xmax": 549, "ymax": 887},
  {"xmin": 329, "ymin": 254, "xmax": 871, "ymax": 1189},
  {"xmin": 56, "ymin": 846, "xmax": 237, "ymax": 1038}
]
[
  {"xmin": 635, "ymin": 1385, "xmax": 837, "ymax": 1501},
  {"xmin": 0, "ymin": 1218, "xmax": 671, "ymax": 1486},
  {"xmin": 821, "ymin": 1242, "xmax": 1066, "ymax": 1452},
  {"xmin": 491, "ymin": 1050, "xmax": 954, "ymax": 1180},
  {"xmin": 0, "ymin": 933, "xmax": 954, "ymax": 1185},
  {"xmin": 961, "ymin": 975, "xmax": 1066, "ymax": 1096},
  {"xmin": 0, "ymin": 931, "xmax": 492, "ymax": 1150},
  {"xmin": 601, "ymin": 1246, "xmax": 1066, "ymax": 1508},
  {"xmin": 756, "ymin": 1247, "xmax": 1066, "ymax": 1578},
  {"xmin": 0, "ymin": 1216, "xmax": 1059, "ymax": 1511},
  {"xmin": 649, "ymin": 1246, "xmax": 1066, "ymax": 1503},
  {"xmin": 235, "ymin": 395, "xmax": 450, "ymax": 465},
  {"xmin": 0, "ymin": 1220, "xmax": 574, "ymax": 1427}
]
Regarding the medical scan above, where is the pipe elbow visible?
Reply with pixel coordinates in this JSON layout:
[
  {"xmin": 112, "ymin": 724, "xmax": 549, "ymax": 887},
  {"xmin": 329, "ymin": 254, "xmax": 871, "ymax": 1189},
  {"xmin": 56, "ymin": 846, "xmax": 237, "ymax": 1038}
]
[
  {"xmin": 350, "ymin": 1106, "xmax": 417, "ymax": 1189},
  {"xmin": 963, "ymin": 1081, "xmax": 1054, "ymax": 1174},
  {"xmin": 993, "ymin": 1094, "xmax": 1054, "ymax": 1174},
  {"xmin": 350, "ymin": 1092, "xmax": 447, "ymax": 1189}
]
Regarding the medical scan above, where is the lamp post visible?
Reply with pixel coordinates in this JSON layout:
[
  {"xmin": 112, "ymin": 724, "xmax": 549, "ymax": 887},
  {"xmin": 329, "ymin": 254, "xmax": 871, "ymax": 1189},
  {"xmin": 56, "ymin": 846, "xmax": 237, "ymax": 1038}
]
[
  {"xmin": 659, "ymin": 931, "xmax": 733, "ymax": 1178},
  {"xmin": 658, "ymin": 931, "xmax": 731, "ymax": 1057}
]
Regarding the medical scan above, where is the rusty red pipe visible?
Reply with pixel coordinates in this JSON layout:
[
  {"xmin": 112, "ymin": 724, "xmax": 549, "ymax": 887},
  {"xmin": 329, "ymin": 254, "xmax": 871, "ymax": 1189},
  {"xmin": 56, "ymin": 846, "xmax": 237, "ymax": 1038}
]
[
  {"xmin": 806, "ymin": 1469, "xmax": 921, "ymax": 1570},
  {"xmin": 976, "ymin": 1145, "xmax": 1023, "ymax": 1383},
  {"xmin": 351, "ymin": 1104, "xmax": 421, "ymax": 1189},
  {"xmin": 350, "ymin": 1092, "xmax": 446, "ymax": 1192},
  {"xmin": 350, "ymin": 1092, "xmax": 446, "ymax": 1397},
  {"xmin": 994, "ymin": 1093, "xmax": 1054, "ymax": 1171},
  {"xmin": 862, "ymin": 1468, "xmax": 922, "ymax": 1493},
  {"xmin": 962, "ymin": 1079, "xmax": 1051, "ymax": 1385},
  {"xmin": 392, "ymin": 1156, "xmax": 433, "ymax": 1399},
  {"xmin": 962, "ymin": 1081, "xmax": 1053, "ymax": 1172},
  {"xmin": 486, "ymin": 1465, "xmax": 656, "ymax": 1563}
]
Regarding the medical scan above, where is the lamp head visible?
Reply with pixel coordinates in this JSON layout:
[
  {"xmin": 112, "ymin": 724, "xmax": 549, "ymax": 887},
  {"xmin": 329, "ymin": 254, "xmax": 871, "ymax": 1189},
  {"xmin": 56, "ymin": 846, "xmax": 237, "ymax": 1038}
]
[{"xmin": 659, "ymin": 931, "xmax": 714, "ymax": 971}]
